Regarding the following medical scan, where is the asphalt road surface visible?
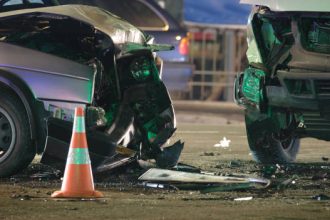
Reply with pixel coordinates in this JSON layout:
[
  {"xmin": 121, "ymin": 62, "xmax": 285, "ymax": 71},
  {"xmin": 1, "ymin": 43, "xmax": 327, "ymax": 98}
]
[{"xmin": 0, "ymin": 112, "xmax": 329, "ymax": 220}]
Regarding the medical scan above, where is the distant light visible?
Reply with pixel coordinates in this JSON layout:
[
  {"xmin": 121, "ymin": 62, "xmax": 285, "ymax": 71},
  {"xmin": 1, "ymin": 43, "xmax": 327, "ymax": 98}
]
[
  {"xmin": 157, "ymin": 0, "xmax": 165, "ymax": 9},
  {"xmin": 176, "ymin": 35, "xmax": 182, "ymax": 41}
]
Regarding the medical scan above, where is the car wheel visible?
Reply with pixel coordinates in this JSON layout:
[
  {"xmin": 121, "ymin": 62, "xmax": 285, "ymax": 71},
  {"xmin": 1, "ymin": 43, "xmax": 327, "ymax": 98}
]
[
  {"xmin": 245, "ymin": 113, "xmax": 300, "ymax": 164},
  {"xmin": 0, "ymin": 89, "xmax": 36, "ymax": 177}
]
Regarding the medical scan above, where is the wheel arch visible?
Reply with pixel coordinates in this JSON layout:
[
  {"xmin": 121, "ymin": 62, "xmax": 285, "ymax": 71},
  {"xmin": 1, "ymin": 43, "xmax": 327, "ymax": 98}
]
[{"xmin": 0, "ymin": 70, "xmax": 39, "ymax": 145}]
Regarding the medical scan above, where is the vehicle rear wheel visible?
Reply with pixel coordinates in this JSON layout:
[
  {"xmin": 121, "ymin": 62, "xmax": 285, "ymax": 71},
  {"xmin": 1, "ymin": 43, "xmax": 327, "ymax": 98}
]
[
  {"xmin": 245, "ymin": 112, "xmax": 300, "ymax": 164},
  {"xmin": 0, "ymin": 89, "xmax": 35, "ymax": 177}
]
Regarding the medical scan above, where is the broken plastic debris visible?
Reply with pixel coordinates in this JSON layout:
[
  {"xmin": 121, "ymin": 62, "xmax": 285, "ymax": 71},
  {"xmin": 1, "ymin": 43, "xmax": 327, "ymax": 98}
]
[
  {"xmin": 277, "ymin": 175, "xmax": 298, "ymax": 190},
  {"xmin": 141, "ymin": 182, "xmax": 178, "ymax": 190},
  {"xmin": 95, "ymin": 146, "xmax": 137, "ymax": 173},
  {"xmin": 312, "ymin": 173, "xmax": 328, "ymax": 181},
  {"xmin": 139, "ymin": 168, "xmax": 251, "ymax": 184},
  {"xmin": 234, "ymin": 196, "xmax": 253, "ymax": 201},
  {"xmin": 155, "ymin": 141, "xmax": 184, "ymax": 168},
  {"xmin": 229, "ymin": 160, "xmax": 241, "ymax": 168},
  {"xmin": 138, "ymin": 168, "xmax": 270, "ymax": 192},
  {"xmin": 312, "ymin": 194, "xmax": 330, "ymax": 201},
  {"xmin": 95, "ymin": 156, "xmax": 136, "ymax": 173},
  {"xmin": 172, "ymin": 163, "xmax": 201, "ymax": 173},
  {"xmin": 30, "ymin": 171, "xmax": 61, "ymax": 180},
  {"xmin": 214, "ymin": 137, "xmax": 231, "ymax": 148}
]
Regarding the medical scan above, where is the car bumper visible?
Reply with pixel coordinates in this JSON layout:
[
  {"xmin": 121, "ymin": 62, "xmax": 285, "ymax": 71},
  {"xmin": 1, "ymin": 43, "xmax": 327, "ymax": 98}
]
[{"xmin": 268, "ymin": 70, "xmax": 330, "ymax": 111}]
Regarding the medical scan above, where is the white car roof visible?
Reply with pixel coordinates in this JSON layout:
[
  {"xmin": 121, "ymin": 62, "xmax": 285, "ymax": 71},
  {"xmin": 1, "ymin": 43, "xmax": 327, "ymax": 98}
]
[{"xmin": 240, "ymin": 0, "xmax": 330, "ymax": 12}]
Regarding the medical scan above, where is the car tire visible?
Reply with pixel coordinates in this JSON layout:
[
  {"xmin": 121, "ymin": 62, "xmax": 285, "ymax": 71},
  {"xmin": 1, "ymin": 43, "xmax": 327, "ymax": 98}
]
[
  {"xmin": 0, "ymin": 89, "xmax": 36, "ymax": 177},
  {"xmin": 245, "ymin": 112, "xmax": 300, "ymax": 164}
]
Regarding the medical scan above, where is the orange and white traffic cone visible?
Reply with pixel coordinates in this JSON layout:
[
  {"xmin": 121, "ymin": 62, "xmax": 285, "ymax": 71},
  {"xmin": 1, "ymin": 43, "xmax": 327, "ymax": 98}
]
[{"xmin": 51, "ymin": 107, "xmax": 103, "ymax": 198}]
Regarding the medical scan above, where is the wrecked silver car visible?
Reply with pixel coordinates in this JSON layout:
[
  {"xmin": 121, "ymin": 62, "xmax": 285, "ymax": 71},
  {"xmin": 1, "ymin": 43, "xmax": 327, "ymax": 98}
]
[
  {"xmin": 0, "ymin": 5, "xmax": 183, "ymax": 177},
  {"xmin": 235, "ymin": 0, "xmax": 330, "ymax": 163}
]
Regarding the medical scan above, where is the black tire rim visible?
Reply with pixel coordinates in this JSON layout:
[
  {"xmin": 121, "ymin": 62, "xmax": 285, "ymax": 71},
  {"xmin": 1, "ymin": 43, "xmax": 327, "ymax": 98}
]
[
  {"xmin": 272, "ymin": 132, "xmax": 294, "ymax": 150},
  {"xmin": 0, "ymin": 107, "xmax": 16, "ymax": 162}
]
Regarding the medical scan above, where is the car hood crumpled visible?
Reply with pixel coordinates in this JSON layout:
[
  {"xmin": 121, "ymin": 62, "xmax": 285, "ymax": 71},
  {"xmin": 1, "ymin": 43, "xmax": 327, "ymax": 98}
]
[
  {"xmin": 0, "ymin": 4, "xmax": 147, "ymax": 44},
  {"xmin": 240, "ymin": 0, "xmax": 330, "ymax": 12}
]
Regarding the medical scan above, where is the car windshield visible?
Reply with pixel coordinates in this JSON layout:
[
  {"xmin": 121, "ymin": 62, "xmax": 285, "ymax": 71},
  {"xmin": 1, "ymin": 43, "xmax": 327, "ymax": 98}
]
[
  {"xmin": 0, "ymin": 0, "xmax": 57, "ymax": 12},
  {"xmin": 58, "ymin": 0, "xmax": 167, "ymax": 30}
]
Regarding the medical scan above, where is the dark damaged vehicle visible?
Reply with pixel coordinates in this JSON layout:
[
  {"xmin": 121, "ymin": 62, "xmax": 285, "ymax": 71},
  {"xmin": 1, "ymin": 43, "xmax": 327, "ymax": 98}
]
[
  {"xmin": 0, "ymin": 4, "xmax": 182, "ymax": 177},
  {"xmin": 235, "ymin": 0, "xmax": 330, "ymax": 163}
]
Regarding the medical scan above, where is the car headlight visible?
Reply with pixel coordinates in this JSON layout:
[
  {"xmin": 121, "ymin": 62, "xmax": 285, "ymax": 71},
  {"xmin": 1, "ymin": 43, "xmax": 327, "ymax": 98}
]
[{"xmin": 130, "ymin": 56, "xmax": 151, "ymax": 81}]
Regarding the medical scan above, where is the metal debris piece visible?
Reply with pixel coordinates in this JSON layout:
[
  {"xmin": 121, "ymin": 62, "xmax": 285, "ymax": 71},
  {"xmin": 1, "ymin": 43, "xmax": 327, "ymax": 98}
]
[
  {"xmin": 95, "ymin": 156, "xmax": 136, "ymax": 173},
  {"xmin": 95, "ymin": 146, "xmax": 137, "ymax": 173},
  {"xmin": 234, "ymin": 197, "xmax": 253, "ymax": 201},
  {"xmin": 155, "ymin": 141, "xmax": 184, "ymax": 168},
  {"xmin": 138, "ymin": 161, "xmax": 201, "ymax": 173},
  {"xmin": 115, "ymin": 146, "xmax": 136, "ymax": 157},
  {"xmin": 141, "ymin": 182, "xmax": 178, "ymax": 190},
  {"xmin": 138, "ymin": 168, "xmax": 270, "ymax": 192},
  {"xmin": 138, "ymin": 160, "xmax": 158, "ymax": 170},
  {"xmin": 172, "ymin": 163, "xmax": 201, "ymax": 173},
  {"xmin": 277, "ymin": 175, "xmax": 298, "ymax": 190},
  {"xmin": 139, "ymin": 168, "xmax": 250, "ymax": 184},
  {"xmin": 229, "ymin": 160, "xmax": 241, "ymax": 168},
  {"xmin": 30, "ymin": 171, "xmax": 61, "ymax": 180}
]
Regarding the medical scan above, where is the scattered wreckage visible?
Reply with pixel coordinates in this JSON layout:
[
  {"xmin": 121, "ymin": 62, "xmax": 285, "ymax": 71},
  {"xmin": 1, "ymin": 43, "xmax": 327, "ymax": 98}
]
[
  {"xmin": 0, "ymin": 5, "xmax": 183, "ymax": 177},
  {"xmin": 236, "ymin": 0, "xmax": 330, "ymax": 163},
  {"xmin": 139, "ymin": 168, "xmax": 270, "ymax": 193}
]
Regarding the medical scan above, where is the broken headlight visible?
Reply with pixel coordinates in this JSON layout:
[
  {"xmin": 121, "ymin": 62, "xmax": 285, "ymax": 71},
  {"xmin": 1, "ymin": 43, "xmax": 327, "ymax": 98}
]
[{"xmin": 130, "ymin": 56, "xmax": 152, "ymax": 81}]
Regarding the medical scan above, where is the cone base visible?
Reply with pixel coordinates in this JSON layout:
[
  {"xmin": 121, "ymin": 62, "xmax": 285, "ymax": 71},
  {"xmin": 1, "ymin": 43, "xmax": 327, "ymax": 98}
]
[{"xmin": 51, "ymin": 190, "xmax": 104, "ymax": 198}]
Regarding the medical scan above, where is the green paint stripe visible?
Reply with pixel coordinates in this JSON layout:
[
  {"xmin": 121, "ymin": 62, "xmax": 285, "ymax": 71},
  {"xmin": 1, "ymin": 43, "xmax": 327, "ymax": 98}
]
[
  {"xmin": 74, "ymin": 116, "xmax": 85, "ymax": 133},
  {"xmin": 67, "ymin": 148, "xmax": 91, "ymax": 165}
]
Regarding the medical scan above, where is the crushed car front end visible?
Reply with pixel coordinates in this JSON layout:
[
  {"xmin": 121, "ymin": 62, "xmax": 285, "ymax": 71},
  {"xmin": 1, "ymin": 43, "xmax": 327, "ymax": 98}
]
[
  {"xmin": 235, "ymin": 0, "xmax": 330, "ymax": 163},
  {"xmin": 0, "ymin": 5, "xmax": 180, "ymax": 176}
]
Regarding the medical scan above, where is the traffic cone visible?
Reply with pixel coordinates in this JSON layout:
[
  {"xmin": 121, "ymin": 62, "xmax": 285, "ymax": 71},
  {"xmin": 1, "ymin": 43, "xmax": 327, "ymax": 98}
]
[{"xmin": 51, "ymin": 107, "xmax": 103, "ymax": 198}]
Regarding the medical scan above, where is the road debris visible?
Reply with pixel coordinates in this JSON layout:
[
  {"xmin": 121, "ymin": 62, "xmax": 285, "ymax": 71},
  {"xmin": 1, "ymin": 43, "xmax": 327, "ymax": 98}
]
[
  {"xmin": 229, "ymin": 160, "xmax": 241, "ymax": 168},
  {"xmin": 141, "ymin": 182, "xmax": 178, "ymax": 190},
  {"xmin": 139, "ymin": 168, "xmax": 270, "ymax": 192},
  {"xmin": 201, "ymin": 152, "xmax": 215, "ymax": 156},
  {"xmin": 312, "ymin": 173, "xmax": 328, "ymax": 181},
  {"xmin": 277, "ymin": 175, "xmax": 298, "ymax": 190},
  {"xmin": 321, "ymin": 157, "xmax": 329, "ymax": 161},
  {"xmin": 312, "ymin": 194, "xmax": 330, "ymax": 201},
  {"xmin": 95, "ymin": 146, "xmax": 137, "ymax": 174},
  {"xmin": 30, "ymin": 171, "xmax": 61, "ymax": 181},
  {"xmin": 214, "ymin": 137, "xmax": 231, "ymax": 148},
  {"xmin": 234, "ymin": 196, "xmax": 253, "ymax": 201}
]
